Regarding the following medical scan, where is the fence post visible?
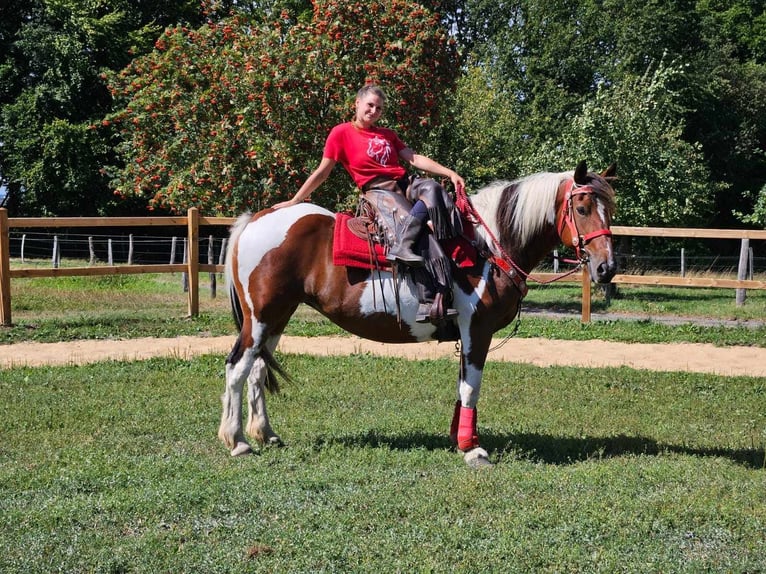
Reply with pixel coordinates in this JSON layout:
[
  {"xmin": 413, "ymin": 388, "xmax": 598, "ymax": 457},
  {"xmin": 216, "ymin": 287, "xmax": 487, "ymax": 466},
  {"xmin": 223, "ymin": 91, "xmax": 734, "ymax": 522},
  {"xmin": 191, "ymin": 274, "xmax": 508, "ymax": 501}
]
[
  {"xmin": 170, "ymin": 236, "xmax": 177, "ymax": 264},
  {"xmin": 52, "ymin": 236, "xmax": 60, "ymax": 268},
  {"xmin": 187, "ymin": 207, "xmax": 200, "ymax": 317},
  {"xmin": 736, "ymin": 238, "xmax": 749, "ymax": 307},
  {"xmin": 88, "ymin": 236, "xmax": 95, "ymax": 265},
  {"xmin": 128, "ymin": 234, "xmax": 134, "ymax": 265},
  {"xmin": 0, "ymin": 208, "xmax": 11, "ymax": 326},
  {"xmin": 208, "ymin": 235, "xmax": 216, "ymax": 299},
  {"xmin": 581, "ymin": 266, "xmax": 591, "ymax": 323}
]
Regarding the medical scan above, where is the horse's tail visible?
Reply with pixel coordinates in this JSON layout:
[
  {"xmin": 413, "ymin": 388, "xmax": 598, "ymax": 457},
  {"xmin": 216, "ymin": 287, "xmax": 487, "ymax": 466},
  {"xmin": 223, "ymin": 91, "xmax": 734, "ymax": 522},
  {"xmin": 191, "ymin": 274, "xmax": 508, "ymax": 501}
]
[
  {"xmin": 225, "ymin": 213, "xmax": 253, "ymax": 333},
  {"xmin": 261, "ymin": 346, "xmax": 294, "ymax": 394}
]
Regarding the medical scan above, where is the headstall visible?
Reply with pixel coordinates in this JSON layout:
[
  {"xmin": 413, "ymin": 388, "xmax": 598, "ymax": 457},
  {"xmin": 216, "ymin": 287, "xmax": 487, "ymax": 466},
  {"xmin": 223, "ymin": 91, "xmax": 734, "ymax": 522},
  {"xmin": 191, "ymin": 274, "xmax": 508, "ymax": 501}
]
[{"xmin": 556, "ymin": 179, "xmax": 612, "ymax": 263}]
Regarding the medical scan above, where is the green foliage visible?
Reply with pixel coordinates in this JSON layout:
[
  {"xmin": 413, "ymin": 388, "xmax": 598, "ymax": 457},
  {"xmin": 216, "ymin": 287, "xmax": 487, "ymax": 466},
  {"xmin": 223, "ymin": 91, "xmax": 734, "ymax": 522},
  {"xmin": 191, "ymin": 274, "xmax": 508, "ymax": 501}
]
[
  {"xmin": 522, "ymin": 61, "xmax": 718, "ymax": 227},
  {"xmin": 3, "ymin": 0, "xmax": 765, "ymax": 230},
  {"xmin": 107, "ymin": 1, "xmax": 460, "ymax": 215},
  {"xmin": 457, "ymin": 0, "xmax": 766, "ymax": 230},
  {"xmin": 0, "ymin": 0, "xmax": 208, "ymax": 216},
  {"xmin": 738, "ymin": 183, "xmax": 766, "ymax": 227},
  {"xmin": 445, "ymin": 63, "xmax": 522, "ymax": 188}
]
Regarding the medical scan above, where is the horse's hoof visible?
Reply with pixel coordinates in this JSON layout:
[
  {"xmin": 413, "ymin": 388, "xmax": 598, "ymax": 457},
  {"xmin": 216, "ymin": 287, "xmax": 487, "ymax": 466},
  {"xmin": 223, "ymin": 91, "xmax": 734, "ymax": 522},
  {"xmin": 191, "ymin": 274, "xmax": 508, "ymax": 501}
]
[
  {"xmin": 231, "ymin": 442, "xmax": 254, "ymax": 456},
  {"xmin": 464, "ymin": 447, "xmax": 492, "ymax": 468},
  {"xmin": 266, "ymin": 436, "xmax": 284, "ymax": 447}
]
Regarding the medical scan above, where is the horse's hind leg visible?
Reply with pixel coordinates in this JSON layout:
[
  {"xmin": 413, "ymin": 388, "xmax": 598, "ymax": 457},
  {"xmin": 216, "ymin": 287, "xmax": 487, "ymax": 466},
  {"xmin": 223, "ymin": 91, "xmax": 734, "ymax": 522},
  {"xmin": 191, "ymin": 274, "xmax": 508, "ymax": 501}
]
[
  {"xmin": 219, "ymin": 337, "xmax": 258, "ymax": 456},
  {"xmin": 245, "ymin": 334, "xmax": 283, "ymax": 446}
]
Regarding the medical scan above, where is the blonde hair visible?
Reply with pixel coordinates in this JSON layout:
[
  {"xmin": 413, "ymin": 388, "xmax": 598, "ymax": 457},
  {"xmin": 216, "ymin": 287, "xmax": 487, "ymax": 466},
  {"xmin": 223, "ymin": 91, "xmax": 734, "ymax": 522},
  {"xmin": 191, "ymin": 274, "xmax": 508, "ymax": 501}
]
[{"xmin": 356, "ymin": 84, "xmax": 386, "ymax": 103}]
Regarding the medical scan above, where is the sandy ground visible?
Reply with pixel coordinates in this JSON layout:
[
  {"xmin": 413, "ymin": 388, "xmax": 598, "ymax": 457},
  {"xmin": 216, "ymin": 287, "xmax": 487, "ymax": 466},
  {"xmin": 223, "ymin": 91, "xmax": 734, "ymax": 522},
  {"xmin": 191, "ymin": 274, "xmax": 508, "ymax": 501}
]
[{"xmin": 1, "ymin": 334, "xmax": 764, "ymax": 377}]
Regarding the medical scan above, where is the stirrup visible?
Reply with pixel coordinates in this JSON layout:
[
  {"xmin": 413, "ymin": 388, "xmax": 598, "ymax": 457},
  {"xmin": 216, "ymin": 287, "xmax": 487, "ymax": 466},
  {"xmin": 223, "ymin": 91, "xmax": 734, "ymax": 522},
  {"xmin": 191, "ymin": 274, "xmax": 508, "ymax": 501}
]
[
  {"xmin": 415, "ymin": 303, "xmax": 458, "ymax": 324},
  {"xmin": 416, "ymin": 303, "xmax": 432, "ymax": 323}
]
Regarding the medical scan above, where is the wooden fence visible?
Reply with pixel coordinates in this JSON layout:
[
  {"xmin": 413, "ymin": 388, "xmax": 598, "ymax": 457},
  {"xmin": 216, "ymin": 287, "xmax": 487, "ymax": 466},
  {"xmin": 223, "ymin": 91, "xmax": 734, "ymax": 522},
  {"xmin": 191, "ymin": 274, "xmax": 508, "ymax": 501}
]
[
  {"xmin": 0, "ymin": 207, "xmax": 234, "ymax": 326},
  {"xmin": 538, "ymin": 225, "xmax": 766, "ymax": 322},
  {"xmin": 1, "ymin": 207, "xmax": 765, "ymax": 326}
]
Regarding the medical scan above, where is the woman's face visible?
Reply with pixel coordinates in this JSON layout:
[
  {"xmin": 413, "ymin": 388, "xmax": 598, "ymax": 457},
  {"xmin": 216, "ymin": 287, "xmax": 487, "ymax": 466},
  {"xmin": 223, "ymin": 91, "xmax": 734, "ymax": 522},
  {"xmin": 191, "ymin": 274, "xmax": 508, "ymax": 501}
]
[{"xmin": 354, "ymin": 93, "xmax": 384, "ymax": 128}]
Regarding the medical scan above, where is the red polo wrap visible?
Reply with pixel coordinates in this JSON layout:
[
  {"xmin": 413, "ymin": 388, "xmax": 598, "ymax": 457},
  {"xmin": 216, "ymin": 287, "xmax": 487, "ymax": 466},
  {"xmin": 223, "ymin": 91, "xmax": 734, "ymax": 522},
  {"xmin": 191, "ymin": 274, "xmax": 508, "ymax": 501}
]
[{"xmin": 454, "ymin": 403, "xmax": 479, "ymax": 451}]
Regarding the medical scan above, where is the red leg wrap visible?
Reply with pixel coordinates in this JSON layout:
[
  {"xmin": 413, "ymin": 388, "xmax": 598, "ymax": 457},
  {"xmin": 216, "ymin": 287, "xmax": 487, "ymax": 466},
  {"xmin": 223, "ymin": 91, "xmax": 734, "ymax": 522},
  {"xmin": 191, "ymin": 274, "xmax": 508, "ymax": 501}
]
[
  {"xmin": 449, "ymin": 400, "xmax": 461, "ymax": 445},
  {"xmin": 456, "ymin": 405, "xmax": 479, "ymax": 451}
]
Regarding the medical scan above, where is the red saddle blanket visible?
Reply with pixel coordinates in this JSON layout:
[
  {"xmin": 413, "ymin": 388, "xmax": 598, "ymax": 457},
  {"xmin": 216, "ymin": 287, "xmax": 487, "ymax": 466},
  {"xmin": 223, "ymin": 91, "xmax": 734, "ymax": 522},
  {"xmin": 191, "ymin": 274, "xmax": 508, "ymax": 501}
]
[
  {"xmin": 332, "ymin": 212, "xmax": 479, "ymax": 270},
  {"xmin": 333, "ymin": 213, "xmax": 389, "ymax": 270}
]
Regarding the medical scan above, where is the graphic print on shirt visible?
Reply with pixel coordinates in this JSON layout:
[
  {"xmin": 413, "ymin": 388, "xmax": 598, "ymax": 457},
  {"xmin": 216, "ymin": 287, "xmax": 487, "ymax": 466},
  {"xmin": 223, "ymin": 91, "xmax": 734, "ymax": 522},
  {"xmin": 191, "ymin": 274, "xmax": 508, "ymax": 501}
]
[{"xmin": 367, "ymin": 135, "xmax": 392, "ymax": 166}]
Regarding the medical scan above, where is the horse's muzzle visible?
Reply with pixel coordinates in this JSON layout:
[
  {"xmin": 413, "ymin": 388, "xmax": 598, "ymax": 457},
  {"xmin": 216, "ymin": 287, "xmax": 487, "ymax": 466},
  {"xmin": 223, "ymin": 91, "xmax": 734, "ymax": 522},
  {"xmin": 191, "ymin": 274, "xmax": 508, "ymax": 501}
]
[{"xmin": 593, "ymin": 259, "xmax": 617, "ymax": 284}]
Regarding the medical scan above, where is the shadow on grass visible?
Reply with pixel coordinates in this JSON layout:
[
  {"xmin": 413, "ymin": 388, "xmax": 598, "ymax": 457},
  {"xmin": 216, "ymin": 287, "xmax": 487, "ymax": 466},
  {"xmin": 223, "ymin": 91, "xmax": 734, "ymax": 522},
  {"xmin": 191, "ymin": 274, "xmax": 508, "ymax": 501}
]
[
  {"xmin": 483, "ymin": 431, "xmax": 765, "ymax": 469},
  {"xmin": 313, "ymin": 429, "xmax": 765, "ymax": 469}
]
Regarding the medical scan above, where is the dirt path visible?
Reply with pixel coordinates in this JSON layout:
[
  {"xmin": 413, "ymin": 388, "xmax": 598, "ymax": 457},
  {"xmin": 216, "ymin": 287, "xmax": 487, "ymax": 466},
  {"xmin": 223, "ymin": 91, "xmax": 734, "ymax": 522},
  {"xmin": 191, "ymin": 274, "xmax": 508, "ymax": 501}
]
[{"xmin": 1, "ymin": 335, "xmax": 764, "ymax": 377}]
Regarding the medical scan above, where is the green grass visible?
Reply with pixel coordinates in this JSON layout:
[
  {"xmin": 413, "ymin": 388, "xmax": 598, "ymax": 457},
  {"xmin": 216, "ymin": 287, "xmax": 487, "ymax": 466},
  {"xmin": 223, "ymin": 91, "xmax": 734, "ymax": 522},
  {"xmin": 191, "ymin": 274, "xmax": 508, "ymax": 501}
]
[
  {"xmin": 2, "ymin": 271, "xmax": 766, "ymax": 347},
  {"xmin": 1, "ymin": 354, "xmax": 765, "ymax": 572},
  {"xmin": 525, "ymin": 280, "xmax": 766, "ymax": 322}
]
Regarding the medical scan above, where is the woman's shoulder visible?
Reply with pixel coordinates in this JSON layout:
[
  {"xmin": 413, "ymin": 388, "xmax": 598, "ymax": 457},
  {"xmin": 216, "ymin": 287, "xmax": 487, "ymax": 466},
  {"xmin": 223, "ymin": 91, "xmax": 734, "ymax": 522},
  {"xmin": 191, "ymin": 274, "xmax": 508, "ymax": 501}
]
[
  {"xmin": 329, "ymin": 121, "xmax": 354, "ymax": 134},
  {"xmin": 372, "ymin": 125, "xmax": 399, "ymax": 137}
]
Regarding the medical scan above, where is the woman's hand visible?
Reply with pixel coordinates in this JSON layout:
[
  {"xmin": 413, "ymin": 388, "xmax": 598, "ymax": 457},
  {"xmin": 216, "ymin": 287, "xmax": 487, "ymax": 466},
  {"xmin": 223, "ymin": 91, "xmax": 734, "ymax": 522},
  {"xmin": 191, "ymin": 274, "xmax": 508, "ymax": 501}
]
[
  {"xmin": 450, "ymin": 173, "xmax": 465, "ymax": 195},
  {"xmin": 271, "ymin": 198, "xmax": 298, "ymax": 210}
]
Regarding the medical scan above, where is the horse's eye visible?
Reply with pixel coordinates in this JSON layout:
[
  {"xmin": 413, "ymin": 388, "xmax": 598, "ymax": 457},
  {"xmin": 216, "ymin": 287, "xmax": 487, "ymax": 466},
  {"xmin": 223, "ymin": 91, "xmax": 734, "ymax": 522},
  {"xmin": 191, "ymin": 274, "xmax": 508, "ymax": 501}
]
[{"xmin": 576, "ymin": 206, "xmax": 587, "ymax": 216}]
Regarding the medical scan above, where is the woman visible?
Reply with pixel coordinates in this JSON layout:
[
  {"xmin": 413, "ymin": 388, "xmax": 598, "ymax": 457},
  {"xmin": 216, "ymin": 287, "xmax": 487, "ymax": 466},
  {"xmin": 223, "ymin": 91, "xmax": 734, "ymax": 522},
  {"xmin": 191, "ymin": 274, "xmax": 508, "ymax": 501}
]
[{"xmin": 273, "ymin": 84, "xmax": 464, "ymax": 323}]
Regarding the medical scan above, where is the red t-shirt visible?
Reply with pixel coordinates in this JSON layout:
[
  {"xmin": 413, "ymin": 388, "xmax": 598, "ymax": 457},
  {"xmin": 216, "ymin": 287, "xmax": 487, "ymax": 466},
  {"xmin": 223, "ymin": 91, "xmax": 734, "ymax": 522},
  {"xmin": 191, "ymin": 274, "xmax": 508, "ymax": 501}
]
[{"xmin": 323, "ymin": 122, "xmax": 408, "ymax": 189}]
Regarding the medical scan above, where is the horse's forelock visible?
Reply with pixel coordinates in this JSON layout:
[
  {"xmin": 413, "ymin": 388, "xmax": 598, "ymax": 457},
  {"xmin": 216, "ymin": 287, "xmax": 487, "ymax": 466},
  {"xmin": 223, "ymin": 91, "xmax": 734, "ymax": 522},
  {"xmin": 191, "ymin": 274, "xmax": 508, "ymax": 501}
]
[{"xmin": 588, "ymin": 174, "xmax": 617, "ymax": 220}]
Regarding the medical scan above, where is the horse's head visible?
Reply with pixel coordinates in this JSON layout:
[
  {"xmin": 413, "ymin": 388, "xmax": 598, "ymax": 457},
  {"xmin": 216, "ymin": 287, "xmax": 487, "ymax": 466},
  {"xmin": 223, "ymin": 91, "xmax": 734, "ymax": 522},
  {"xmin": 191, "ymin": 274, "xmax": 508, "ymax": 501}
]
[{"xmin": 556, "ymin": 161, "xmax": 617, "ymax": 284}]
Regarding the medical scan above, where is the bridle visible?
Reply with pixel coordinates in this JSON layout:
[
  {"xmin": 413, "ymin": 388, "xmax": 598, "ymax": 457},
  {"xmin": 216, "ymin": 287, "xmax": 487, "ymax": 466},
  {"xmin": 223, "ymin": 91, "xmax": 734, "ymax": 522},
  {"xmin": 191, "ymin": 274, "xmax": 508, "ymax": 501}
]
[{"xmin": 555, "ymin": 179, "xmax": 612, "ymax": 264}]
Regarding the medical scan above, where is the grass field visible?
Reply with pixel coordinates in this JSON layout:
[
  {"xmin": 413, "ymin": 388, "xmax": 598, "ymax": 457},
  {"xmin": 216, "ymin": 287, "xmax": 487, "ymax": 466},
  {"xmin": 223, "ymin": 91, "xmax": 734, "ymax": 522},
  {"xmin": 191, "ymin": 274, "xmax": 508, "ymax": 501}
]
[
  {"xmin": 2, "ymin": 268, "xmax": 765, "ymax": 571},
  {"xmin": 1, "ymin": 354, "xmax": 765, "ymax": 572}
]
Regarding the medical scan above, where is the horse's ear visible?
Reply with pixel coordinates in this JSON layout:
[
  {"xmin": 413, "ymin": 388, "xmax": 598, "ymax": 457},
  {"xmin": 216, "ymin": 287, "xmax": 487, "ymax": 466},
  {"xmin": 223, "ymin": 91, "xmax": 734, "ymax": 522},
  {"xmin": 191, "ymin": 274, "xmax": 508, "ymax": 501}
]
[
  {"xmin": 574, "ymin": 160, "xmax": 588, "ymax": 184},
  {"xmin": 601, "ymin": 163, "xmax": 617, "ymax": 182}
]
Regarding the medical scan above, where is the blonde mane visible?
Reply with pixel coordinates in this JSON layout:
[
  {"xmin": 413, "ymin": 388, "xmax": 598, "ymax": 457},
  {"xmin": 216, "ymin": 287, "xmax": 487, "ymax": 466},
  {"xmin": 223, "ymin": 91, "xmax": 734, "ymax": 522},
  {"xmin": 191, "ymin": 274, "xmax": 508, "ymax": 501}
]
[{"xmin": 470, "ymin": 171, "xmax": 570, "ymax": 249}]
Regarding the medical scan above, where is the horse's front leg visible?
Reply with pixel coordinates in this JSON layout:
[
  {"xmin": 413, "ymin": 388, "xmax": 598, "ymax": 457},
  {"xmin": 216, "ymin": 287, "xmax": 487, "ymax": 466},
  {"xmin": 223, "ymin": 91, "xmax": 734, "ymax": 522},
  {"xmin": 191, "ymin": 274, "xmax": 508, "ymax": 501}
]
[{"xmin": 451, "ymin": 345, "xmax": 492, "ymax": 468}]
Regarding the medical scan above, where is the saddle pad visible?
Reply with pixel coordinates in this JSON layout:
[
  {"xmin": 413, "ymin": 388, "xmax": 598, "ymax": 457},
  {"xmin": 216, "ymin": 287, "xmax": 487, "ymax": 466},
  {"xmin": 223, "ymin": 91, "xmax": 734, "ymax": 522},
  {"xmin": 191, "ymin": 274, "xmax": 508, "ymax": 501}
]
[
  {"xmin": 441, "ymin": 235, "xmax": 479, "ymax": 269},
  {"xmin": 333, "ymin": 213, "xmax": 390, "ymax": 270}
]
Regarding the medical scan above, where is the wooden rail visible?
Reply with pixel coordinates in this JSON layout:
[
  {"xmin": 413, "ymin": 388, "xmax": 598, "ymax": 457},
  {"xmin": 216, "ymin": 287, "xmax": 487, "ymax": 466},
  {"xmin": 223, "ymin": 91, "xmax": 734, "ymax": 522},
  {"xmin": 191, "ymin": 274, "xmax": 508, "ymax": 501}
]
[
  {"xmin": 0, "ymin": 208, "xmax": 763, "ymax": 326},
  {"xmin": 0, "ymin": 207, "xmax": 236, "ymax": 325}
]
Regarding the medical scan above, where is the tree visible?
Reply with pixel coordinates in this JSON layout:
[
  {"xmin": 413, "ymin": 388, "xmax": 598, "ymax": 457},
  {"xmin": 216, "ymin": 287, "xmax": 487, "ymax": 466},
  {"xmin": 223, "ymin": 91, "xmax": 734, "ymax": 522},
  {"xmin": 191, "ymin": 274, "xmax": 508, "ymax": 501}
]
[
  {"xmin": 737, "ymin": 184, "xmax": 766, "ymax": 228},
  {"xmin": 458, "ymin": 0, "xmax": 766, "ymax": 230},
  {"xmin": 0, "ymin": 0, "xmax": 208, "ymax": 216},
  {"xmin": 522, "ymin": 61, "xmax": 716, "ymax": 229},
  {"xmin": 107, "ymin": 0, "xmax": 460, "ymax": 215},
  {"xmin": 442, "ymin": 62, "xmax": 522, "ymax": 189}
]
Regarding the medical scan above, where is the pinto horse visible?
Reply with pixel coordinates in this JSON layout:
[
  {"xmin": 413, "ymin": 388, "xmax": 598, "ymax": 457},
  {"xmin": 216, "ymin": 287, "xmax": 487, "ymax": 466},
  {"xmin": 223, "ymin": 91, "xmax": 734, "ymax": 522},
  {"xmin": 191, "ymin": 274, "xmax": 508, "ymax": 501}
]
[{"xmin": 219, "ymin": 161, "xmax": 617, "ymax": 466}]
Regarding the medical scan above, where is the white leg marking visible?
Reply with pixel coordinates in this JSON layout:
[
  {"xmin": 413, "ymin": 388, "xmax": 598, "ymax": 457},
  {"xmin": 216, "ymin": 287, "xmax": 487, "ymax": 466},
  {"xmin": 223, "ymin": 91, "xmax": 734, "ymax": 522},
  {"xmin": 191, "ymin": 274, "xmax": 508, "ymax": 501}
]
[
  {"xmin": 458, "ymin": 361, "xmax": 484, "ymax": 409},
  {"xmin": 219, "ymin": 347, "xmax": 257, "ymax": 455},
  {"xmin": 246, "ymin": 335, "xmax": 282, "ymax": 445}
]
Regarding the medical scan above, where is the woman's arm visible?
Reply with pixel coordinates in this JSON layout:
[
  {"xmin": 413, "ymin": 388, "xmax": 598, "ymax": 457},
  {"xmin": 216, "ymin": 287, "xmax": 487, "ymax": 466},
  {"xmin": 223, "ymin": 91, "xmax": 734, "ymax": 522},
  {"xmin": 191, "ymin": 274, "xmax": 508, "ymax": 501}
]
[
  {"xmin": 399, "ymin": 148, "xmax": 464, "ymax": 193},
  {"xmin": 272, "ymin": 157, "xmax": 336, "ymax": 210}
]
